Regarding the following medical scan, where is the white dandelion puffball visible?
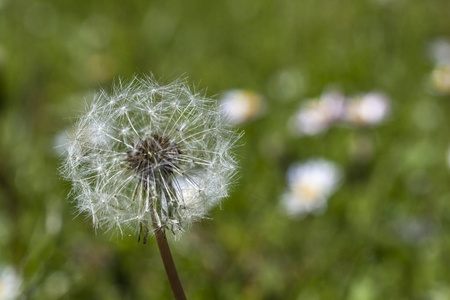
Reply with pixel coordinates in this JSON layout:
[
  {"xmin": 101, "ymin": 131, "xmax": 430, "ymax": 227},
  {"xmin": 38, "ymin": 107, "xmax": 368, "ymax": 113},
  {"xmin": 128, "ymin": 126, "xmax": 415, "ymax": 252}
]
[
  {"xmin": 60, "ymin": 76, "xmax": 241, "ymax": 239},
  {"xmin": 219, "ymin": 89, "xmax": 265, "ymax": 125},
  {"xmin": 290, "ymin": 91, "xmax": 346, "ymax": 136},
  {"xmin": 0, "ymin": 267, "xmax": 21, "ymax": 300},
  {"xmin": 281, "ymin": 159, "xmax": 342, "ymax": 217},
  {"xmin": 344, "ymin": 92, "xmax": 390, "ymax": 126}
]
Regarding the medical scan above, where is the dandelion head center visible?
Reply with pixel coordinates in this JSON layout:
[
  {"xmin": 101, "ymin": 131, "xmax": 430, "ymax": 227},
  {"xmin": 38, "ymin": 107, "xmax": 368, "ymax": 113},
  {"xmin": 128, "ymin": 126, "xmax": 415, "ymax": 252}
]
[{"xmin": 125, "ymin": 134, "xmax": 182, "ymax": 180}]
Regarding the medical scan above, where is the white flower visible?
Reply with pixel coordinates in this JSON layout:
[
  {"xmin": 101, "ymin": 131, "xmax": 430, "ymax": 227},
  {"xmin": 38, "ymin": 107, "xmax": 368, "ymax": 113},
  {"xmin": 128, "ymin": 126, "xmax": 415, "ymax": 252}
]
[
  {"xmin": 290, "ymin": 91, "xmax": 346, "ymax": 136},
  {"xmin": 60, "ymin": 75, "xmax": 240, "ymax": 239},
  {"xmin": 344, "ymin": 92, "xmax": 390, "ymax": 126},
  {"xmin": 219, "ymin": 89, "xmax": 265, "ymax": 124},
  {"xmin": 0, "ymin": 267, "xmax": 21, "ymax": 300},
  {"xmin": 427, "ymin": 39, "xmax": 450, "ymax": 95},
  {"xmin": 430, "ymin": 64, "xmax": 450, "ymax": 95},
  {"xmin": 281, "ymin": 159, "xmax": 342, "ymax": 217}
]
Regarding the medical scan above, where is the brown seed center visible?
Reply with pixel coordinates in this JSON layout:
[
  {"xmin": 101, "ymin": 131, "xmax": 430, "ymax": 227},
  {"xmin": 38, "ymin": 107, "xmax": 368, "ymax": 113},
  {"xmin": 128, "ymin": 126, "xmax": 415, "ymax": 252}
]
[{"xmin": 125, "ymin": 134, "xmax": 181, "ymax": 181}]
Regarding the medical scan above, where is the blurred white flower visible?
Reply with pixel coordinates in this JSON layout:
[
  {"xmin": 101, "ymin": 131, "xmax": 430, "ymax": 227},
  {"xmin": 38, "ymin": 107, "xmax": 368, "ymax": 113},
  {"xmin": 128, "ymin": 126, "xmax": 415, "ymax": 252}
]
[
  {"xmin": 60, "ymin": 75, "xmax": 241, "ymax": 240},
  {"xmin": 0, "ymin": 267, "xmax": 21, "ymax": 300},
  {"xmin": 430, "ymin": 64, "xmax": 450, "ymax": 95},
  {"xmin": 344, "ymin": 92, "xmax": 390, "ymax": 126},
  {"xmin": 281, "ymin": 159, "xmax": 342, "ymax": 217},
  {"xmin": 290, "ymin": 91, "xmax": 346, "ymax": 136},
  {"xmin": 219, "ymin": 89, "xmax": 265, "ymax": 124}
]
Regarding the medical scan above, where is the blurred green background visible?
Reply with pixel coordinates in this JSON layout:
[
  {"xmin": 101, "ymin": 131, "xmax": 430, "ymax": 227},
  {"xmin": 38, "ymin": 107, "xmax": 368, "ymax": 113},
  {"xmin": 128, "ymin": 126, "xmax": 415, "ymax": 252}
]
[{"xmin": 1, "ymin": 0, "xmax": 450, "ymax": 299}]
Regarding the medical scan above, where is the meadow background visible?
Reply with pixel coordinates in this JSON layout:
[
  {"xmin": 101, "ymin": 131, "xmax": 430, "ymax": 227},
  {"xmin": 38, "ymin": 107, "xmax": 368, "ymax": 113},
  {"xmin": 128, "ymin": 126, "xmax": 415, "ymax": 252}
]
[{"xmin": 1, "ymin": 0, "xmax": 450, "ymax": 299}]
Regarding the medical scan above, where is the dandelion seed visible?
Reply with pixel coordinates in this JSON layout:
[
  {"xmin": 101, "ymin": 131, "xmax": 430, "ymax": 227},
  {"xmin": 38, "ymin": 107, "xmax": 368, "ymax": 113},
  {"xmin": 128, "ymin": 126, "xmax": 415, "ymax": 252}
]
[
  {"xmin": 281, "ymin": 159, "xmax": 342, "ymax": 218},
  {"xmin": 60, "ymin": 75, "xmax": 240, "ymax": 240}
]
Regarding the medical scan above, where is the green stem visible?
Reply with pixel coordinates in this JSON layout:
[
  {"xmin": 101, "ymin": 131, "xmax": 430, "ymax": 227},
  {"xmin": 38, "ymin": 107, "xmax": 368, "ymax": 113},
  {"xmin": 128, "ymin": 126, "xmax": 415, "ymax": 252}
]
[{"xmin": 150, "ymin": 205, "xmax": 187, "ymax": 300}]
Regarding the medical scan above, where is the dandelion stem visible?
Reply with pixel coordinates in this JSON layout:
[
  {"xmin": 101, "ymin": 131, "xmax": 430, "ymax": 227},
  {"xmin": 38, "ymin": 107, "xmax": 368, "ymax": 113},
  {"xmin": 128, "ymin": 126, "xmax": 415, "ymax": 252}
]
[{"xmin": 150, "ymin": 204, "xmax": 187, "ymax": 300}]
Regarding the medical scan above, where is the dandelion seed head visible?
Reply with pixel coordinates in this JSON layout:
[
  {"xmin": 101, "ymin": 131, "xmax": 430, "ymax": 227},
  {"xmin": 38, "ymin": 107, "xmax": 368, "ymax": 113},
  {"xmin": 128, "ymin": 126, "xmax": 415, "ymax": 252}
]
[{"xmin": 60, "ymin": 75, "xmax": 241, "ymax": 238}]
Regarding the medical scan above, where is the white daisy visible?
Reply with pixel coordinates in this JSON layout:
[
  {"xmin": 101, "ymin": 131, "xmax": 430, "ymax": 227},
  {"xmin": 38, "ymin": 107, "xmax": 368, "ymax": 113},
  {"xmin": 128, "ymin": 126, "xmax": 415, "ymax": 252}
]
[
  {"xmin": 281, "ymin": 159, "xmax": 342, "ymax": 217},
  {"xmin": 344, "ymin": 92, "xmax": 390, "ymax": 126},
  {"xmin": 290, "ymin": 91, "xmax": 346, "ymax": 136},
  {"xmin": 219, "ymin": 89, "xmax": 265, "ymax": 125}
]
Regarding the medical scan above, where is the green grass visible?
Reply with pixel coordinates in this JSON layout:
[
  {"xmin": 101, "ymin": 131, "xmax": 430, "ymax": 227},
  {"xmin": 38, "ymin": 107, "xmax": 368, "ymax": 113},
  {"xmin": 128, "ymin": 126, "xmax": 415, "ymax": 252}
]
[{"xmin": 1, "ymin": 0, "xmax": 450, "ymax": 299}]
